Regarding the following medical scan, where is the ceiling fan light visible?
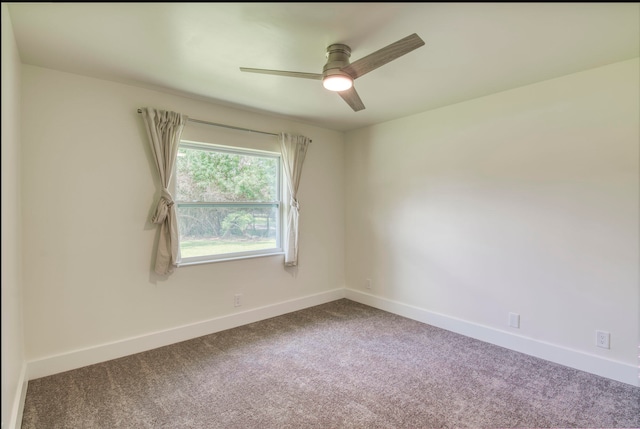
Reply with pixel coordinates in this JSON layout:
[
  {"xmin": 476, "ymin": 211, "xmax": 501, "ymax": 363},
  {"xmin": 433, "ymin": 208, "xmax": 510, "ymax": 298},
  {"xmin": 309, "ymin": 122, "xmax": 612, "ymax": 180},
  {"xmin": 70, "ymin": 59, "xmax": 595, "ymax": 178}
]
[{"xmin": 322, "ymin": 74, "xmax": 353, "ymax": 92}]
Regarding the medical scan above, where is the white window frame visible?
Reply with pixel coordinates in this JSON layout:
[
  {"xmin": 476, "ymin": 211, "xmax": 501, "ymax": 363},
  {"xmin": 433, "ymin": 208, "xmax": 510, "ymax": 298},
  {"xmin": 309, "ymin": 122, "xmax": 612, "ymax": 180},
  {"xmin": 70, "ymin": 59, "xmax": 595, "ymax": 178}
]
[{"xmin": 174, "ymin": 141, "xmax": 284, "ymax": 266}]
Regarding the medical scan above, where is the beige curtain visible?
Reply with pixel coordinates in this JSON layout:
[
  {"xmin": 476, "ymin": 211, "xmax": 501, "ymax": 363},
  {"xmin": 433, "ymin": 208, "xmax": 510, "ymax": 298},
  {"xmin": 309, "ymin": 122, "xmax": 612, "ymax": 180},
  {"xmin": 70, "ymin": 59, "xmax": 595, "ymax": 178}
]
[
  {"xmin": 141, "ymin": 107, "xmax": 187, "ymax": 275},
  {"xmin": 279, "ymin": 133, "xmax": 311, "ymax": 266}
]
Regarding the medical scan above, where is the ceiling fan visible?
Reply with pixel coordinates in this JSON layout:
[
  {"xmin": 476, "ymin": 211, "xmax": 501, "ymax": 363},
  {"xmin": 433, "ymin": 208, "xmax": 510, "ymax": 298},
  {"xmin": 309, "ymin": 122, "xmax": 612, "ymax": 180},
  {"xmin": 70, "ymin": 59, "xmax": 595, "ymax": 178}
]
[{"xmin": 240, "ymin": 33, "xmax": 425, "ymax": 112}]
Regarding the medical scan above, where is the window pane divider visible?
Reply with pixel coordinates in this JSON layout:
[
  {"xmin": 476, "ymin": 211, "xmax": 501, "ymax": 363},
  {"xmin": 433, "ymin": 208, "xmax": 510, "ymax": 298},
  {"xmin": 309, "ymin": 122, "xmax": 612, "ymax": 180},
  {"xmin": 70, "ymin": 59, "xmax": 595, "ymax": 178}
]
[{"xmin": 177, "ymin": 202, "xmax": 279, "ymax": 208}]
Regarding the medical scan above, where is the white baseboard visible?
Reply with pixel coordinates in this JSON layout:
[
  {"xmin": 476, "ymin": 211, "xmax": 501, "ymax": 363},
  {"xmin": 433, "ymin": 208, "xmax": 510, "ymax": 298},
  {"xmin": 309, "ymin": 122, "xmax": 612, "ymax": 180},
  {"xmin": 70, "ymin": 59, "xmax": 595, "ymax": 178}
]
[
  {"xmin": 27, "ymin": 288, "xmax": 346, "ymax": 381},
  {"xmin": 7, "ymin": 362, "xmax": 28, "ymax": 429},
  {"xmin": 22, "ymin": 286, "xmax": 639, "ymax": 392},
  {"xmin": 345, "ymin": 288, "xmax": 639, "ymax": 387}
]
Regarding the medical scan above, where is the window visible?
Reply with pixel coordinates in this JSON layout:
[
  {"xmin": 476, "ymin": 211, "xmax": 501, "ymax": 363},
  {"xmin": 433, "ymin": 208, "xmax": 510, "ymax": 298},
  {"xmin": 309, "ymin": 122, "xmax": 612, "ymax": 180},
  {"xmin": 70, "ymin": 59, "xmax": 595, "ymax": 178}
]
[{"xmin": 174, "ymin": 141, "xmax": 283, "ymax": 264}]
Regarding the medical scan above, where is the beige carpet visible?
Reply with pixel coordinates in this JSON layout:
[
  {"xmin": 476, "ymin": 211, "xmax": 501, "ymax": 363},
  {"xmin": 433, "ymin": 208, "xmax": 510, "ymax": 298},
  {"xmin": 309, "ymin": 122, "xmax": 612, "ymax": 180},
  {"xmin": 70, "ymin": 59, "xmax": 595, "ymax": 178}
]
[{"xmin": 22, "ymin": 299, "xmax": 640, "ymax": 428}]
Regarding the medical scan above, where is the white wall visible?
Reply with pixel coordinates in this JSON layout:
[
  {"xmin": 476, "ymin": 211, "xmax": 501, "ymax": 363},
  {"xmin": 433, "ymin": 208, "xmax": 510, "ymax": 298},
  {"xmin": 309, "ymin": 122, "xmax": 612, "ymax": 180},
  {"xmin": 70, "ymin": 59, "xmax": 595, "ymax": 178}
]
[
  {"xmin": 345, "ymin": 58, "xmax": 639, "ymax": 384},
  {"xmin": 2, "ymin": 4, "xmax": 26, "ymax": 428},
  {"xmin": 21, "ymin": 66, "xmax": 345, "ymax": 371}
]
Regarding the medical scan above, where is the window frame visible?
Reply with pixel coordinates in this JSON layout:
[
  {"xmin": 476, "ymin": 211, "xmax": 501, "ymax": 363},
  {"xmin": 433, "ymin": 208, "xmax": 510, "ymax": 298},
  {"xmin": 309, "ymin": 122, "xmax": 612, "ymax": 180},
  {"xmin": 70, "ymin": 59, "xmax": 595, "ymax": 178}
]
[{"xmin": 173, "ymin": 140, "xmax": 285, "ymax": 266}]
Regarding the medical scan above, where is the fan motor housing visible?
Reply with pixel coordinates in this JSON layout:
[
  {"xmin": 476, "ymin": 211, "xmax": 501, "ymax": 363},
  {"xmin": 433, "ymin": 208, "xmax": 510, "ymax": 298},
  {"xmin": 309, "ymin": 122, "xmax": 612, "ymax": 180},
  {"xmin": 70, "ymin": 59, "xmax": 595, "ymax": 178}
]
[{"xmin": 323, "ymin": 44, "xmax": 352, "ymax": 78}]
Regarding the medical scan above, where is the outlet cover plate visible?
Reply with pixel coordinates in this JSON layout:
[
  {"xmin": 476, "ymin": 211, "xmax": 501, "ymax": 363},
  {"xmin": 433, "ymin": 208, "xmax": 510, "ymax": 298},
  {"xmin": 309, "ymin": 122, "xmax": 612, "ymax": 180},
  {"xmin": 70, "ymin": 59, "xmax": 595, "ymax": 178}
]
[
  {"xmin": 596, "ymin": 330, "xmax": 610, "ymax": 349},
  {"xmin": 509, "ymin": 312, "xmax": 520, "ymax": 328}
]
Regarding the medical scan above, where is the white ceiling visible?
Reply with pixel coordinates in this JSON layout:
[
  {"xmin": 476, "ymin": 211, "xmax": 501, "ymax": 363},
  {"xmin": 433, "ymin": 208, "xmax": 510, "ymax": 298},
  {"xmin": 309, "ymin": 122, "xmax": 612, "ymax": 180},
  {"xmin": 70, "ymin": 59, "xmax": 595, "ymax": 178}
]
[{"xmin": 7, "ymin": 2, "xmax": 640, "ymax": 132}]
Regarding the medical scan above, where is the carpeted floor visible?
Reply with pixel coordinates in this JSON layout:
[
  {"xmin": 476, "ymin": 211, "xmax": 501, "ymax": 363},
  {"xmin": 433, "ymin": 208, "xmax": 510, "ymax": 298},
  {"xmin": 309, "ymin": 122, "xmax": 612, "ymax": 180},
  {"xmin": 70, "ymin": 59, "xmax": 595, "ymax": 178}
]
[{"xmin": 21, "ymin": 299, "xmax": 640, "ymax": 428}]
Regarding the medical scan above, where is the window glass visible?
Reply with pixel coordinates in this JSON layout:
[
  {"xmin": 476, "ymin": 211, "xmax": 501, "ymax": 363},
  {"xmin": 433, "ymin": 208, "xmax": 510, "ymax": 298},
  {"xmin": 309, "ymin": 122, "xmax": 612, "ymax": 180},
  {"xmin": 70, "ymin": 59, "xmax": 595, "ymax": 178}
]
[{"xmin": 175, "ymin": 143, "xmax": 282, "ymax": 263}]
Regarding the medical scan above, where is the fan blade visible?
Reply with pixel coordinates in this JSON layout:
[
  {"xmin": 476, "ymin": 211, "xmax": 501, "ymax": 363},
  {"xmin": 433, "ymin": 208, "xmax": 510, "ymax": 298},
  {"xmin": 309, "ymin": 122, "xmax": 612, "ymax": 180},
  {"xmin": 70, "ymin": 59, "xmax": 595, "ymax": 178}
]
[
  {"xmin": 239, "ymin": 67, "xmax": 323, "ymax": 80},
  {"xmin": 341, "ymin": 33, "xmax": 425, "ymax": 79},
  {"xmin": 338, "ymin": 86, "xmax": 365, "ymax": 112}
]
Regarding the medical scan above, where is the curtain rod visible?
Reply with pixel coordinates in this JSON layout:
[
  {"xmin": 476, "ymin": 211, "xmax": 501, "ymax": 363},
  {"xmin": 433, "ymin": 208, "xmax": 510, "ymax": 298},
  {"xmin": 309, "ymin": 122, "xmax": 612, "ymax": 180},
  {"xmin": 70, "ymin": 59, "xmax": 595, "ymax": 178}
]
[{"xmin": 137, "ymin": 109, "xmax": 279, "ymax": 138}]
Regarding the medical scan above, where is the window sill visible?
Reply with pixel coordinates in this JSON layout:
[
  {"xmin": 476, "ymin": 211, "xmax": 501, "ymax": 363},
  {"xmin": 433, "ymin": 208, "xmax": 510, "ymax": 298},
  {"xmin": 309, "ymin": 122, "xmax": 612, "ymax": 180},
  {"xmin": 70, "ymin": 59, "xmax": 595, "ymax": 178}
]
[{"xmin": 177, "ymin": 251, "xmax": 285, "ymax": 267}]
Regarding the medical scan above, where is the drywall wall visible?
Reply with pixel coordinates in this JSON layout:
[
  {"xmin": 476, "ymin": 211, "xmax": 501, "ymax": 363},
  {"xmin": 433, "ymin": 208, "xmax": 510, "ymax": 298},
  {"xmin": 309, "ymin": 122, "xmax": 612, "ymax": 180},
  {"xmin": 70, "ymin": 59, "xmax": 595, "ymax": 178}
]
[
  {"xmin": 20, "ymin": 65, "xmax": 345, "ymax": 367},
  {"xmin": 2, "ymin": 4, "xmax": 26, "ymax": 428},
  {"xmin": 345, "ymin": 58, "xmax": 639, "ymax": 382}
]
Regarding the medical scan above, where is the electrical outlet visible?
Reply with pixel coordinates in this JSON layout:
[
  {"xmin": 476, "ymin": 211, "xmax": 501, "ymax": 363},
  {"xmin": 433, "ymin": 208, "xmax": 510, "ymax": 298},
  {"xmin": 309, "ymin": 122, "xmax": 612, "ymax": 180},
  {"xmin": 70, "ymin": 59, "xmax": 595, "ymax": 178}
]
[
  {"xmin": 596, "ymin": 330, "xmax": 610, "ymax": 349},
  {"xmin": 365, "ymin": 278, "xmax": 372, "ymax": 290},
  {"xmin": 508, "ymin": 312, "xmax": 520, "ymax": 328},
  {"xmin": 234, "ymin": 294, "xmax": 242, "ymax": 307}
]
